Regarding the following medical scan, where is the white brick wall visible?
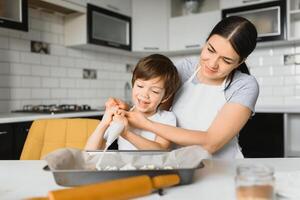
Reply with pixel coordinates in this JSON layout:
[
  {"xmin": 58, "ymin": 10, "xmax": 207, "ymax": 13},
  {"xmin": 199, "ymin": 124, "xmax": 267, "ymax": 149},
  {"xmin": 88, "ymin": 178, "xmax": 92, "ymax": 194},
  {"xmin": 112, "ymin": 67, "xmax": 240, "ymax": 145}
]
[{"xmin": 0, "ymin": 8, "xmax": 136, "ymax": 113}]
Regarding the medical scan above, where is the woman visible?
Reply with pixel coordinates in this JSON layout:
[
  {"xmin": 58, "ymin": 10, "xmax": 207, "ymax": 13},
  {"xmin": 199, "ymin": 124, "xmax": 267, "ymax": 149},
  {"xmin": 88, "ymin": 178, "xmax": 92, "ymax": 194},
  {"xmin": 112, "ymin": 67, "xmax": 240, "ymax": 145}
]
[{"xmin": 108, "ymin": 16, "xmax": 259, "ymax": 159}]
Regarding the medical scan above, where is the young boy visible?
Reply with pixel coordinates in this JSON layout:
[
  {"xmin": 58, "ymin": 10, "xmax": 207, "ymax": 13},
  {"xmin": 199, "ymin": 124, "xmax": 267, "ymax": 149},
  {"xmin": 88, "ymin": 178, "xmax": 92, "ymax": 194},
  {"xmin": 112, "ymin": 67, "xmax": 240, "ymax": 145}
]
[{"xmin": 85, "ymin": 54, "xmax": 180, "ymax": 150}]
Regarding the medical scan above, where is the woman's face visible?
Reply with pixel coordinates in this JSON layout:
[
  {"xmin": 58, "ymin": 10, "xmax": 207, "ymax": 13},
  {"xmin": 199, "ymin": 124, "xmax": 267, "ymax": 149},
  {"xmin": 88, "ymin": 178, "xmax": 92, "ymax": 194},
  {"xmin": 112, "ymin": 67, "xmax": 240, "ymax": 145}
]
[
  {"xmin": 132, "ymin": 77, "xmax": 166, "ymax": 116},
  {"xmin": 199, "ymin": 34, "xmax": 242, "ymax": 84}
]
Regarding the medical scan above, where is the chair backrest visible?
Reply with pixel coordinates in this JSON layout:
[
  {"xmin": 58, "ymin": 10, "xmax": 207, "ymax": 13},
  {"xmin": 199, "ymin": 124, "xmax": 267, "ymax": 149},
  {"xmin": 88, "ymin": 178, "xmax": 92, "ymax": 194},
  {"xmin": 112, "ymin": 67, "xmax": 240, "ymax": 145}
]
[{"xmin": 20, "ymin": 118, "xmax": 100, "ymax": 160}]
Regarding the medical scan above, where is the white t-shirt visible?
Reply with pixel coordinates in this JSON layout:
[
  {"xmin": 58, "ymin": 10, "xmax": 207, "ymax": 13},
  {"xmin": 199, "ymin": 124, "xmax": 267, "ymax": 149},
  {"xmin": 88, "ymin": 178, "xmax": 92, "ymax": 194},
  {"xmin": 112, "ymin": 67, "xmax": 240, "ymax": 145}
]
[{"xmin": 118, "ymin": 110, "xmax": 177, "ymax": 150}]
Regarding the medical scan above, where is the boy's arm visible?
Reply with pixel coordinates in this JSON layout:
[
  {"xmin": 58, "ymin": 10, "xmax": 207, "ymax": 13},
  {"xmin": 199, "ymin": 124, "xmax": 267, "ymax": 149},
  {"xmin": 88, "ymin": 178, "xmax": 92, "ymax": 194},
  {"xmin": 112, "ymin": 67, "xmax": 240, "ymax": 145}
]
[
  {"xmin": 85, "ymin": 106, "xmax": 116, "ymax": 150},
  {"xmin": 84, "ymin": 122, "xmax": 109, "ymax": 150}
]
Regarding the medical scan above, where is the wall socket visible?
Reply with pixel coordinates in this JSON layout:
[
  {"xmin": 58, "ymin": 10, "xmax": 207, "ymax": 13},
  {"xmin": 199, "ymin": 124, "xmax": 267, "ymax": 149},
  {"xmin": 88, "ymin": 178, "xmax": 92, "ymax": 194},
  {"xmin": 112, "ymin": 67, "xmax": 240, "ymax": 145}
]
[
  {"xmin": 284, "ymin": 54, "xmax": 300, "ymax": 65},
  {"xmin": 83, "ymin": 69, "xmax": 97, "ymax": 79}
]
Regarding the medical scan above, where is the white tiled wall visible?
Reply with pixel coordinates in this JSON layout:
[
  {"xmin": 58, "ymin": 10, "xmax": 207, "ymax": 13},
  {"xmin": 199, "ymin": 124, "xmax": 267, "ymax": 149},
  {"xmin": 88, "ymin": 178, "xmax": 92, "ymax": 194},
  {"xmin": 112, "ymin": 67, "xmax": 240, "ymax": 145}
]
[
  {"xmin": 171, "ymin": 44, "xmax": 300, "ymax": 107},
  {"xmin": 0, "ymin": 8, "xmax": 137, "ymax": 113}
]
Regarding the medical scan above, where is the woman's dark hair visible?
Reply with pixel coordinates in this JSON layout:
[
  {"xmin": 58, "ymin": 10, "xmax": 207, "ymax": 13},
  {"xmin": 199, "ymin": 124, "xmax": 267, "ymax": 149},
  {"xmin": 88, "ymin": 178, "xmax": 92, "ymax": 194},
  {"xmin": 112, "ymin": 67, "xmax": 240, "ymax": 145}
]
[
  {"xmin": 206, "ymin": 16, "xmax": 257, "ymax": 89},
  {"xmin": 132, "ymin": 54, "xmax": 181, "ymax": 102}
]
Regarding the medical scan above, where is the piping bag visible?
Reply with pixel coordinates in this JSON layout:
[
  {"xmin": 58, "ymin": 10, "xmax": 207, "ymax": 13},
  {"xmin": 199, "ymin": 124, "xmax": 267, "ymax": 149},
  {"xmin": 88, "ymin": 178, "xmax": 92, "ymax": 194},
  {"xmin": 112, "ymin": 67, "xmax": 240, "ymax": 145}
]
[
  {"xmin": 26, "ymin": 174, "xmax": 180, "ymax": 200},
  {"xmin": 102, "ymin": 106, "xmax": 136, "ymax": 149}
]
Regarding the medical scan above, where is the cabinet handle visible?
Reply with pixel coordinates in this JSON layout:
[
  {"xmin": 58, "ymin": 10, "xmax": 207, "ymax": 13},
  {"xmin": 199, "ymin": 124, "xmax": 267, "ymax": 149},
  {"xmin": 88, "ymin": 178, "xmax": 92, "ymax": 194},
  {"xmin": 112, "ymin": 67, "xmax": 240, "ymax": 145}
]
[
  {"xmin": 185, "ymin": 44, "xmax": 200, "ymax": 49},
  {"xmin": 0, "ymin": 131, "xmax": 8, "ymax": 135},
  {"xmin": 242, "ymin": 0, "xmax": 260, "ymax": 3},
  {"xmin": 107, "ymin": 4, "xmax": 120, "ymax": 11},
  {"xmin": 107, "ymin": 42, "xmax": 121, "ymax": 47},
  {"xmin": 143, "ymin": 47, "xmax": 159, "ymax": 50}
]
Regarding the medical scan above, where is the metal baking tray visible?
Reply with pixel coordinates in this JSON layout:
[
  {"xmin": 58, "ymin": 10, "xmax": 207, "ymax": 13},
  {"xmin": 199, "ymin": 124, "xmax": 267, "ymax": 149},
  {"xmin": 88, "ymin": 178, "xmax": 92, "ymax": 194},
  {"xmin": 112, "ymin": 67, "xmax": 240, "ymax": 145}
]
[{"xmin": 44, "ymin": 150, "xmax": 204, "ymax": 186}]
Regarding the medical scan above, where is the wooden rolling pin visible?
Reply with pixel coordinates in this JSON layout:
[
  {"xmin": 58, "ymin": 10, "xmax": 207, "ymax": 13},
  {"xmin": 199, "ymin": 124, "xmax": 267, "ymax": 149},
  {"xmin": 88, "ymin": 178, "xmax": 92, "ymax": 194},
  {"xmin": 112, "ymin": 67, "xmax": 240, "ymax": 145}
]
[{"xmin": 27, "ymin": 174, "xmax": 180, "ymax": 200}]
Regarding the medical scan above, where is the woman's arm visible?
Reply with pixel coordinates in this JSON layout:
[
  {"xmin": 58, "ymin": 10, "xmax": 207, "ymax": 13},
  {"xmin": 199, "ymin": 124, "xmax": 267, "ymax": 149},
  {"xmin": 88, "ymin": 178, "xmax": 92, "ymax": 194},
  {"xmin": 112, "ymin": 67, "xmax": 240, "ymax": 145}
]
[
  {"xmin": 122, "ymin": 130, "xmax": 170, "ymax": 150},
  {"xmin": 125, "ymin": 103, "xmax": 251, "ymax": 154}
]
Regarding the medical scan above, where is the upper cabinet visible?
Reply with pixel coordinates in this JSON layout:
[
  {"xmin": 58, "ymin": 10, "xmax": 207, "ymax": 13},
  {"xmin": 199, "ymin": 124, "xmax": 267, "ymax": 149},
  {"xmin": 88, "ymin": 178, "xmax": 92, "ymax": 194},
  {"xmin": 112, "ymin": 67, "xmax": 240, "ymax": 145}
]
[
  {"xmin": 65, "ymin": 3, "xmax": 132, "ymax": 53},
  {"xmin": 169, "ymin": 0, "xmax": 221, "ymax": 51},
  {"xmin": 131, "ymin": 0, "xmax": 170, "ymax": 52},
  {"xmin": 28, "ymin": 0, "xmax": 86, "ymax": 14},
  {"xmin": 220, "ymin": 0, "xmax": 276, "ymax": 9},
  {"xmin": 0, "ymin": 0, "xmax": 28, "ymax": 31},
  {"xmin": 287, "ymin": 0, "xmax": 300, "ymax": 40},
  {"xmin": 88, "ymin": 0, "xmax": 132, "ymax": 16}
]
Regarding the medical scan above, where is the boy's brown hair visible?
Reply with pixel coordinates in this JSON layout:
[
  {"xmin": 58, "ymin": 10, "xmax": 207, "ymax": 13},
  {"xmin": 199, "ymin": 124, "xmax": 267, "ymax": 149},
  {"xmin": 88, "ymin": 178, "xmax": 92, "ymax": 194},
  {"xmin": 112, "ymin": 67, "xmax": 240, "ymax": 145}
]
[{"xmin": 131, "ymin": 54, "xmax": 181, "ymax": 104}]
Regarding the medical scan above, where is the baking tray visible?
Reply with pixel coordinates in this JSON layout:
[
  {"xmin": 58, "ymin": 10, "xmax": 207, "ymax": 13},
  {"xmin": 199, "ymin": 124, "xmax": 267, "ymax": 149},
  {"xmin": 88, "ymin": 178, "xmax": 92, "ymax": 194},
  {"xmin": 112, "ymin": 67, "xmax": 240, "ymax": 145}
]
[{"xmin": 44, "ymin": 150, "xmax": 204, "ymax": 186}]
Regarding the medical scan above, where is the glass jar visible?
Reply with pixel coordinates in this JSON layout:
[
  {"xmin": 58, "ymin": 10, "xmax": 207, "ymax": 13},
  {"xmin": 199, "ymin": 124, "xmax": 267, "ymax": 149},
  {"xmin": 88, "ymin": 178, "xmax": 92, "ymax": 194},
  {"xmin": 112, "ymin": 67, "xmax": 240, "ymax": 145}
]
[{"xmin": 235, "ymin": 164, "xmax": 275, "ymax": 200}]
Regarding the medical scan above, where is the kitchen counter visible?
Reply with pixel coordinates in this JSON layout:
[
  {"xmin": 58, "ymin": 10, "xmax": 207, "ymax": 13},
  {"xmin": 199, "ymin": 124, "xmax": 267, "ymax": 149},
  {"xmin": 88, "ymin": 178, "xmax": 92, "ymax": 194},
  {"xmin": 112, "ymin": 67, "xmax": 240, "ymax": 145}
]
[
  {"xmin": 256, "ymin": 105, "xmax": 300, "ymax": 113},
  {"xmin": 0, "ymin": 111, "xmax": 105, "ymax": 124},
  {"xmin": 1, "ymin": 158, "xmax": 299, "ymax": 200},
  {"xmin": 1, "ymin": 105, "xmax": 300, "ymax": 124}
]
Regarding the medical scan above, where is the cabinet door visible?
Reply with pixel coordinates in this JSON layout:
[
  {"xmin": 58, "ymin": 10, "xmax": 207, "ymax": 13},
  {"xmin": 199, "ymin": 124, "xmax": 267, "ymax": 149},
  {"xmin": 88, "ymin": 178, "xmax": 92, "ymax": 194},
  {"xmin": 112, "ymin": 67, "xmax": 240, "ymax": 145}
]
[
  {"xmin": 88, "ymin": 0, "xmax": 132, "ymax": 16},
  {"xmin": 169, "ymin": 11, "xmax": 220, "ymax": 51},
  {"xmin": 239, "ymin": 113, "xmax": 284, "ymax": 158},
  {"xmin": 132, "ymin": 0, "xmax": 170, "ymax": 52},
  {"xmin": 0, "ymin": 124, "xmax": 13, "ymax": 160},
  {"xmin": 220, "ymin": 0, "xmax": 275, "ymax": 9},
  {"xmin": 13, "ymin": 121, "xmax": 32, "ymax": 159}
]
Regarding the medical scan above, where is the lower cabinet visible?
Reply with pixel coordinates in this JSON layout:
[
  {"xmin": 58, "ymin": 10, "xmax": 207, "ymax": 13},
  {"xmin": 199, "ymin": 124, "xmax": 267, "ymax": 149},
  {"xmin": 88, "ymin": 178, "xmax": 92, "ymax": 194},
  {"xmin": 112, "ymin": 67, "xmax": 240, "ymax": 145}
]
[
  {"xmin": 0, "ymin": 124, "xmax": 14, "ymax": 159},
  {"xmin": 239, "ymin": 113, "xmax": 284, "ymax": 158},
  {"xmin": 13, "ymin": 122, "xmax": 32, "ymax": 159},
  {"xmin": 0, "ymin": 122, "xmax": 31, "ymax": 160}
]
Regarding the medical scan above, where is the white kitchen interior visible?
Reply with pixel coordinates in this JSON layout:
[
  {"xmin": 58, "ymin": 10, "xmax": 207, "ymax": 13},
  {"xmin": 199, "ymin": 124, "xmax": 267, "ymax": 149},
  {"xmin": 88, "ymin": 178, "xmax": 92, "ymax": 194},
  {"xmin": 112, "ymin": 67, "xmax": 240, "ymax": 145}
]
[
  {"xmin": 2, "ymin": 1, "xmax": 300, "ymax": 200},
  {"xmin": 1, "ymin": 0, "xmax": 300, "ymax": 158}
]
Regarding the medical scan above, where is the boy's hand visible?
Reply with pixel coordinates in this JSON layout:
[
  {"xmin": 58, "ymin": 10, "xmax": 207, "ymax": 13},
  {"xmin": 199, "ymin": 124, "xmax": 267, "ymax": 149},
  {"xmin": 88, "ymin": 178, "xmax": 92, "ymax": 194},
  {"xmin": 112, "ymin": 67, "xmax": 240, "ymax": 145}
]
[
  {"xmin": 113, "ymin": 110, "xmax": 129, "ymax": 138},
  {"xmin": 102, "ymin": 106, "xmax": 118, "ymax": 126},
  {"xmin": 105, "ymin": 97, "xmax": 129, "ymax": 111}
]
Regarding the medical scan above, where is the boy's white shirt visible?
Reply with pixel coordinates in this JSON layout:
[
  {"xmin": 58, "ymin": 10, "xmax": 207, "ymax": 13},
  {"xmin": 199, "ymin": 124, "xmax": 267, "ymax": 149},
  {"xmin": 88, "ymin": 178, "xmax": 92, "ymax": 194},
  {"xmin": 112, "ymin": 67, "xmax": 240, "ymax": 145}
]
[{"xmin": 117, "ymin": 109, "xmax": 177, "ymax": 150}]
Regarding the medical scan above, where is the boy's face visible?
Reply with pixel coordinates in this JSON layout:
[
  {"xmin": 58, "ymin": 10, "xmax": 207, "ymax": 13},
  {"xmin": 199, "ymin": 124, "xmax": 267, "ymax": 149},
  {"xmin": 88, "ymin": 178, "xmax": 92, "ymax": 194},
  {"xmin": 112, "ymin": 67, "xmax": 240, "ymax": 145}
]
[{"xmin": 132, "ymin": 77, "xmax": 166, "ymax": 116}]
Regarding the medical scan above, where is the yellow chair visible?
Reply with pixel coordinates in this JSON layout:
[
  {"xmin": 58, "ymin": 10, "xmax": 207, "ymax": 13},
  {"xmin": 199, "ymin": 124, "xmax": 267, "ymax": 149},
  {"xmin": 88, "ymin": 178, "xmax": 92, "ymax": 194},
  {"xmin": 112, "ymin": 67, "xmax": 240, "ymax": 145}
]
[{"xmin": 20, "ymin": 118, "xmax": 100, "ymax": 160}]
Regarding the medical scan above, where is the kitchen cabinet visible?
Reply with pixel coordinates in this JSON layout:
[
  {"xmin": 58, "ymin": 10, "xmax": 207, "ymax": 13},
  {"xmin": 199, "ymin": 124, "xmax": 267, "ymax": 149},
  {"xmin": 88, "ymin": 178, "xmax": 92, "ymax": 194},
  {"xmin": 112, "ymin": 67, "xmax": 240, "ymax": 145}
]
[
  {"xmin": 28, "ymin": 0, "xmax": 86, "ymax": 14},
  {"xmin": 13, "ymin": 122, "xmax": 32, "ymax": 159},
  {"xmin": 131, "ymin": 0, "xmax": 170, "ymax": 52},
  {"xmin": 0, "ymin": 124, "xmax": 14, "ymax": 159},
  {"xmin": 0, "ymin": 0, "xmax": 28, "ymax": 31},
  {"xmin": 239, "ymin": 113, "xmax": 284, "ymax": 158},
  {"xmin": 219, "ymin": 0, "xmax": 275, "ymax": 9},
  {"xmin": 287, "ymin": 0, "xmax": 300, "ymax": 40},
  {"xmin": 285, "ymin": 113, "xmax": 300, "ymax": 157},
  {"xmin": 88, "ymin": 0, "xmax": 131, "ymax": 16},
  {"xmin": 169, "ymin": 10, "xmax": 221, "ymax": 51},
  {"xmin": 0, "ymin": 122, "xmax": 31, "ymax": 160}
]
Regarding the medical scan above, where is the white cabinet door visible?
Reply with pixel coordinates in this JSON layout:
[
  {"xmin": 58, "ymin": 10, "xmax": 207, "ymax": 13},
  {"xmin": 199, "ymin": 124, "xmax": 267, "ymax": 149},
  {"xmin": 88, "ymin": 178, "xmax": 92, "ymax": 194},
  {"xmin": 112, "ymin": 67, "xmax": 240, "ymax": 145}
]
[
  {"xmin": 132, "ymin": 0, "xmax": 170, "ymax": 52},
  {"xmin": 220, "ymin": 0, "xmax": 275, "ymax": 9},
  {"xmin": 169, "ymin": 11, "xmax": 221, "ymax": 51},
  {"xmin": 88, "ymin": 0, "xmax": 131, "ymax": 16}
]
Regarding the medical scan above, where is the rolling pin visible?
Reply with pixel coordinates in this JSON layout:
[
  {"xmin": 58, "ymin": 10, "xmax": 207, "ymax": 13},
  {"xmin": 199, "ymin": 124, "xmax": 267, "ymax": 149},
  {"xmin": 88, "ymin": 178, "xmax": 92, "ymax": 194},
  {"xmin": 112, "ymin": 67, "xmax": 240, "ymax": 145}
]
[{"xmin": 27, "ymin": 174, "xmax": 180, "ymax": 200}]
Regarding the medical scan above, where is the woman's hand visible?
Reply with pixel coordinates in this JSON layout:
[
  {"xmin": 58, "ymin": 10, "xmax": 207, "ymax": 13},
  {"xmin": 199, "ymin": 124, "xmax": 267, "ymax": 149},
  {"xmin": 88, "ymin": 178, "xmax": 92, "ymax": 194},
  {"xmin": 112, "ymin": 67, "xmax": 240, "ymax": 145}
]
[
  {"xmin": 105, "ymin": 97, "xmax": 129, "ymax": 111},
  {"xmin": 125, "ymin": 110, "xmax": 151, "ymax": 130}
]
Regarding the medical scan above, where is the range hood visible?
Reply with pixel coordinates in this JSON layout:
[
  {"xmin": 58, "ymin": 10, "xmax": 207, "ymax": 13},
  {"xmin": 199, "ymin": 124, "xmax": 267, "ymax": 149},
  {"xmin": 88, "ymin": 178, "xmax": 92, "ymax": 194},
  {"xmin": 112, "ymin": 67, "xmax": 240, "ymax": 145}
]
[{"xmin": 28, "ymin": 0, "xmax": 86, "ymax": 15}]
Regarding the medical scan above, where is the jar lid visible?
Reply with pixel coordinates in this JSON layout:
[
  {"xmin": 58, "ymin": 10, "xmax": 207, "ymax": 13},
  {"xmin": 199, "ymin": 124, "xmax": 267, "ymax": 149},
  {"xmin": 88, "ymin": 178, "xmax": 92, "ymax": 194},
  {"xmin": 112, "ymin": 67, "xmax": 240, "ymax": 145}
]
[{"xmin": 236, "ymin": 164, "xmax": 274, "ymax": 181}]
